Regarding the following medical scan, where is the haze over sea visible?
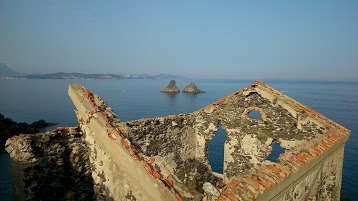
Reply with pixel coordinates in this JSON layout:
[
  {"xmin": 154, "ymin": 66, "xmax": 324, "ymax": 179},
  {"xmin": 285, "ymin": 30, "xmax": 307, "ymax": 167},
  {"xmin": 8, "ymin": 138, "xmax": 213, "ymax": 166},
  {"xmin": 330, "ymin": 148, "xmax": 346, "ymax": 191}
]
[{"xmin": 0, "ymin": 79, "xmax": 357, "ymax": 200}]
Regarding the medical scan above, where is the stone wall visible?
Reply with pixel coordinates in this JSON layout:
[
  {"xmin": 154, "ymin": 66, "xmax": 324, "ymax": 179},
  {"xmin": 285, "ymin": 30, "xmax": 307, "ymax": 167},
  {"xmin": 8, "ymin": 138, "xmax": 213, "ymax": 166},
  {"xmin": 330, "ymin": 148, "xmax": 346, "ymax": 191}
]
[
  {"xmin": 276, "ymin": 146, "xmax": 344, "ymax": 201},
  {"xmin": 120, "ymin": 114, "xmax": 219, "ymax": 198},
  {"xmin": 67, "ymin": 81, "xmax": 350, "ymax": 201},
  {"xmin": 118, "ymin": 89, "xmax": 326, "ymax": 198},
  {"xmin": 69, "ymin": 84, "xmax": 178, "ymax": 201},
  {"xmin": 6, "ymin": 80, "xmax": 349, "ymax": 201},
  {"xmin": 215, "ymin": 81, "xmax": 350, "ymax": 200},
  {"xmin": 192, "ymin": 89, "xmax": 326, "ymax": 181},
  {"xmin": 5, "ymin": 127, "xmax": 94, "ymax": 201}
]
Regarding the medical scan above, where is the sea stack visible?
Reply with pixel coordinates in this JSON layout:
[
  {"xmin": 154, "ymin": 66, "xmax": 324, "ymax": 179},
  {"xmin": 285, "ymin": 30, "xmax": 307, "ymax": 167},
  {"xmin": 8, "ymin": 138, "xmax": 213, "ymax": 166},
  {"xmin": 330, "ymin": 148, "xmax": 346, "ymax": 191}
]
[
  {"xmin": 161, "ymin": 80, "xmax": 180, "ymax": 93},
  {"xmin": 183, "ymin": 82, "xmax": 205, "ymax": 93}
]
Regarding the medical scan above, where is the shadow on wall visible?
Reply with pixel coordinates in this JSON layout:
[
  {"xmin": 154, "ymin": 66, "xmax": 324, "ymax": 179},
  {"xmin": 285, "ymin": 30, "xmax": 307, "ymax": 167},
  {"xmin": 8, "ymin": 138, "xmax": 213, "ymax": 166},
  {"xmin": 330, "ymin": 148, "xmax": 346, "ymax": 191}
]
[
  {"xmin": 22, "ymin": 133, "xmax": 95, "ymax": 201},
  {"xmin": 7, "ymin": 128, "xmax": 116, "ymax": 201},
  {"xmin": 0, "ymin": 150, "xmax": 13, "ymax": 201}
]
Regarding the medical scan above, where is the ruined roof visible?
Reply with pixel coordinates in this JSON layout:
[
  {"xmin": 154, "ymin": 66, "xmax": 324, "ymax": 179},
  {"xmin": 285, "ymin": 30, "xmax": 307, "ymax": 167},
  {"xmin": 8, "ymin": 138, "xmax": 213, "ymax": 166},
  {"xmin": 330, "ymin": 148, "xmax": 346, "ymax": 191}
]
[{"xmin": 69, "ymin": 80, "xmax": 350, "ymax": 201}]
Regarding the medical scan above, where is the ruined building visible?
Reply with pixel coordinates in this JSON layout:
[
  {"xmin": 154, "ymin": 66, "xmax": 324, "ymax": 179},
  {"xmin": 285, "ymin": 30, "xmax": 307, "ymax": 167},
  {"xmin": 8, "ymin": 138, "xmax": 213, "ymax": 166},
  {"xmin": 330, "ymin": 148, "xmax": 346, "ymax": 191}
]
[{"xmin": 6, "ymin": 81, "xmax": 350, "ymax": 200}]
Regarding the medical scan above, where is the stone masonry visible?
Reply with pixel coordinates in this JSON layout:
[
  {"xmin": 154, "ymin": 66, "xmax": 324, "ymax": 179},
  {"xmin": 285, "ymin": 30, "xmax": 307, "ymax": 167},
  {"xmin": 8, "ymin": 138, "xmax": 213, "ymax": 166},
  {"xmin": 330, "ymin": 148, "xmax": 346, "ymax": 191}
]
[
  {"xmin": 70, "ymin": 80, "xmax": 350, "ymax": 201},
  {"xmin": 5, "ymin": 127, "xmax": 94, "ymax": 201},
  {"xmin": 6, "ymin": 80, "xmax": 350, "ymax": 201}
]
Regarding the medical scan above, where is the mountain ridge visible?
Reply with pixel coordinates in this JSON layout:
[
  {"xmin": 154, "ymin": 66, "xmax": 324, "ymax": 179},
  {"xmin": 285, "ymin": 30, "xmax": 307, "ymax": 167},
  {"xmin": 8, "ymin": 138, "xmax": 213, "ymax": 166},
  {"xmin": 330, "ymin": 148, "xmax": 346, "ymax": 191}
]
[
  {"xmin": 0, "ymin": 63, "xmax": 182, "ymax": 80},
  {"xmin": 0, "ymin": 63, "xmax": 24, "ymax": 76}
]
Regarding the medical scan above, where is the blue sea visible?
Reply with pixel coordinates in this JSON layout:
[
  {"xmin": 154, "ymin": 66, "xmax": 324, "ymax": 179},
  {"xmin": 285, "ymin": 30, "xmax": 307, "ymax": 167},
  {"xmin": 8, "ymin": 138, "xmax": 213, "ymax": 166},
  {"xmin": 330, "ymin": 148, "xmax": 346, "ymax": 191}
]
[{"xmin": 0, "ymin": 79, "xmax": 357, "ymax": 200}]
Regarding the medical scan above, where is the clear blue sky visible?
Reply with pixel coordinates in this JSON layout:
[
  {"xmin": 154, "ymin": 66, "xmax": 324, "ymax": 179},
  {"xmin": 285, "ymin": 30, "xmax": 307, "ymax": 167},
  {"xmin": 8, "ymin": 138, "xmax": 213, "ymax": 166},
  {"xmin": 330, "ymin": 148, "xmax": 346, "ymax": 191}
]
[{"xmin": 0, "ymin": 1, "xmax": 357, "ymax": 80}]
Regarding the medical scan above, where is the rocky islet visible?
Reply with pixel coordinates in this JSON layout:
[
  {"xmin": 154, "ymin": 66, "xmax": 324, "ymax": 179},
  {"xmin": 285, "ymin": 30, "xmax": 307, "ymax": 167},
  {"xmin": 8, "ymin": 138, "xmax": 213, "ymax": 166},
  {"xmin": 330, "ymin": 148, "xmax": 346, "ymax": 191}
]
[
  {"xmin": 183, "ymin": 82, "xmax": 205, "ymax": 93},
  {"xmin": 161, "ymin": 80, "xmax": 180, "ymax": 93},
  {"xmin": 161, "ymin": 80, "xmax": 205, "ymax": 93}
]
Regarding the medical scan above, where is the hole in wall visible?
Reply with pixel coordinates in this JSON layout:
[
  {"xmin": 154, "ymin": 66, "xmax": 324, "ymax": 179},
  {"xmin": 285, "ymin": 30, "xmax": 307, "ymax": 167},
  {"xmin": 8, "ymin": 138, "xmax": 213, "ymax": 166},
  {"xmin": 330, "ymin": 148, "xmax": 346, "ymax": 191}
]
[
  {"xmin": 245, "ymin": 92, "xmax": 258, "ymax": 99},
  {"xmin": 208, "ymin": 124, "xmax": 227, "ymax": 174},
  {"xmin": 266, "ymin": 142, "xmax": 286, "ymax": 162},
  {"xmin": 247, "ymin": 110, "xmax": 262, "ymax": 120}
]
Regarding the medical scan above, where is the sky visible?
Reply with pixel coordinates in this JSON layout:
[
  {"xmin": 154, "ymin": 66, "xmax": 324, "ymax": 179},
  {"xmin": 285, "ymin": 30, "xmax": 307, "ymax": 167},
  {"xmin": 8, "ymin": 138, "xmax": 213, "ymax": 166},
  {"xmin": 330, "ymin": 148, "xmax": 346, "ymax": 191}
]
[{"xmin": 0, "ymin": 1, "xmax": 357, "ymax": 80}]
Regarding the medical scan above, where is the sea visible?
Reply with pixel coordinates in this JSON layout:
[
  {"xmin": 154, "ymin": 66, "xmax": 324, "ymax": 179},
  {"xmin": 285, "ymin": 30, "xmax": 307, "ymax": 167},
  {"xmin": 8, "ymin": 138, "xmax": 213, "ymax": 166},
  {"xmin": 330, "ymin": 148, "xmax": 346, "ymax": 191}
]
[{"xmin": 0, "ymin": 79, "xmax": 357, "ymax": 200}]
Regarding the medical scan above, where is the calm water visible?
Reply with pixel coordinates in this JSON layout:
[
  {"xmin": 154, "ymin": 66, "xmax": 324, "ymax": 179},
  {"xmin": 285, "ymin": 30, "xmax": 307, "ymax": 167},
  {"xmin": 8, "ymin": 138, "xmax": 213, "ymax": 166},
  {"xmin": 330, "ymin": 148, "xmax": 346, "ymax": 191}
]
[{"xmin": 0, "ymin": 79, "xmax": 357, "ymax": 200}]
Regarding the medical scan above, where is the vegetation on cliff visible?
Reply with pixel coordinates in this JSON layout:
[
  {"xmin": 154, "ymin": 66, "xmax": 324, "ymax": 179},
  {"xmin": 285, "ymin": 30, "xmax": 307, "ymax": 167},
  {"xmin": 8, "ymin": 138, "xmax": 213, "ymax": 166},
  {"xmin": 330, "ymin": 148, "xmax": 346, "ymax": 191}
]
[{"xmin": 0, "ymin": 113, "xmax": 56, "ymax": 148}]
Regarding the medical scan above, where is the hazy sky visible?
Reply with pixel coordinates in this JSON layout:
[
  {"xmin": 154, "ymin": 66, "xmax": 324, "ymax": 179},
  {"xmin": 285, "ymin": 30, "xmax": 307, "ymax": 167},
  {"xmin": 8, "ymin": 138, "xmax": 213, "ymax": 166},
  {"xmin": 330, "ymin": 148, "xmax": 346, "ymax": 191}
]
[{"xmin": 0, "ymin": 1, "xmax": 357, "ymax": 80}]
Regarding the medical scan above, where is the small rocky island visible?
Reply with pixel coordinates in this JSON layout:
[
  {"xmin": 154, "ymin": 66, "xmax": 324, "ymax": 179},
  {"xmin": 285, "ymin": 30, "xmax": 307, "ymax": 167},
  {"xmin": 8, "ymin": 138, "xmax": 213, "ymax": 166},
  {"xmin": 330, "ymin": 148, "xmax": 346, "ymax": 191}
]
[
  {"xmin": 161, "ymin": 80, "xmax": 180, "ymax": 93},
  {"xmin": 183, "ymin": 82, "xmax": 205, "ymax": 93}
]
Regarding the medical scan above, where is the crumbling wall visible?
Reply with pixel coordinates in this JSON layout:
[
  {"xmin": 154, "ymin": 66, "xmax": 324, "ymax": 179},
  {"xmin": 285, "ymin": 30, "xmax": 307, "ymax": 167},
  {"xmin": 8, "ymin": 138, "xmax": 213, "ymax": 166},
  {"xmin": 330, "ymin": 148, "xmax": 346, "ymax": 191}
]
[
  {"xmin": 215, "ymin": 82, "xmax": 350, "ymax": 201},
  {"xmin": 194, "ymin": 89, "xmax": 325, "ymax": 181},
  {"xmin": 5, "ymin": 127, "xmax": 94, "ymax": 201},
  {"xmin": 116, "ymin": 85, "xmax": 327, "ymax": 200},
  {"xmin": 5, "ymin": 81, "xmax": 349, "ymax": 201},
  {"xmin": 65, "ymin": 81, "xmax": 349, "ymax": 201},
  {"xmin": 69, "ymin": 84, "xmax": 178, "ymax": 201},
  {"xmin": 120, "ymin": 114, "xmax": 219, "ymax": 198},
  {"xmin": 243, "ymin": 133, "xmax": 348, "ymax": 201},
  {"xmin": 276, "ymin": 146, "xmax": 344, "ymax": 201}
]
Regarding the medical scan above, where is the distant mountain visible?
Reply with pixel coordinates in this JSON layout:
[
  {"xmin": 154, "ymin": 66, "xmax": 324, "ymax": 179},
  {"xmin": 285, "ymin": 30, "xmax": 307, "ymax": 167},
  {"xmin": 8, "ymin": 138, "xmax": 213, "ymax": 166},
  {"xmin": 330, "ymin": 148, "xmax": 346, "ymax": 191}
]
[
  {"xmin": 157, "ymin": 74, "xmax": 185, "ymax": 79},
  {"xmin": 21, "ymin": 72, "xmax": 183, "ymax": 80},
  {"xmin": 20, "ymin": 72, "xmax": 161, "ymax": 80},
  {"xmin": 0, "ymin": 63, "xmax": 23, "ymax": 76},
  {"xmin": 23, "ymin": 72, "xmax": 114, "ymax": 79},
  {"xmin": 0, "ymin": 63, "xmax": 184, "ymax": 80}
]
